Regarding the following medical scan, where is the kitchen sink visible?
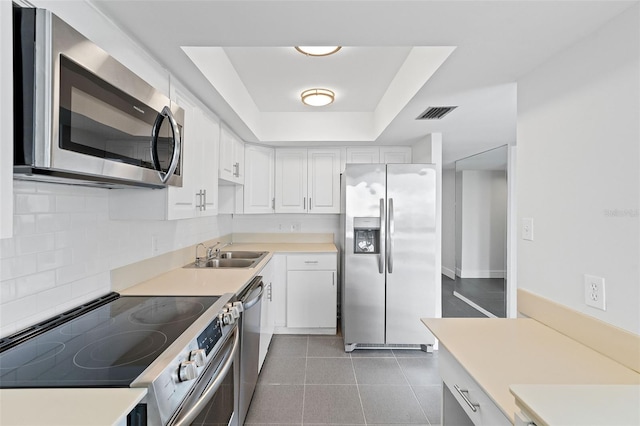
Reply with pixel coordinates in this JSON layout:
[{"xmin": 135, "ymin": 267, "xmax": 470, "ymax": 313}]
[
  {"xmin": 218, "ymin": 251, "xmax": 267, "ymax": 260},
  {"xmin": 183, "ymin": 251, "xmax": 268, "ymax": 269}
]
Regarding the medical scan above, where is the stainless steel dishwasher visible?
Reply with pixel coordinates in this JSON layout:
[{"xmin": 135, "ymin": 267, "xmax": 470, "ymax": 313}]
[{"xmin": 237, "ymin": 276, "xmax": 264, "ymax": 425}]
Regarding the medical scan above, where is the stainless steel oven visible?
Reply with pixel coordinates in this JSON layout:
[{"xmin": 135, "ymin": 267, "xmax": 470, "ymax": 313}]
[
  {"xmin": 13, "ymin": 7, "xmax": 183, "ymax": 188},
  {"xmin": 0, "ymin": 293, "xmax": 241, "ymax": 426}
]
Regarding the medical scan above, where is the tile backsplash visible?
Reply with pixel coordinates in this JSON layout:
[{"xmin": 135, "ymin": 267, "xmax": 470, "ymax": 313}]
[{"xmin": 0, "ymin": 180, "xmax": 231, "ymax": 338}]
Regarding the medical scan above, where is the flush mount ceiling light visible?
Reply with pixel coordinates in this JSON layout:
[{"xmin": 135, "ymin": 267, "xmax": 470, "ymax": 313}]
[
  {"xmin": 301, "ymin": 88, "xmax": 335, "ymax": 107},
  {"xmin": 295, "ymin": 46, "xmax": 342, "ymax": 56}
]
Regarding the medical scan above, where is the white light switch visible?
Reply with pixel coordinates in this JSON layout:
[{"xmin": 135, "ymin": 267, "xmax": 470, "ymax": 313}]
[{"xmin": 522, "ymin": 218, "xmax": 534, "ymax": 241}]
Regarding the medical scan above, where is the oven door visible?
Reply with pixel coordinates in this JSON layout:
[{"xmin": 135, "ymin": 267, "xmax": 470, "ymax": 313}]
[{"xmin": 169, "ymin": 325, "xmax": 240, "ymax": 426}]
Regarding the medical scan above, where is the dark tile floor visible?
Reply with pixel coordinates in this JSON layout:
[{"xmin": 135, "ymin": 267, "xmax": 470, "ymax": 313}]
[
  {"xmin": 443, "ymin": 275, "xmax": 505, "ymax": 318},
  {"xmin": 244, "ymin": 275, "xmax": 489, "ymax": 425},
  {"xmin": 245, "ymin": 335, "xmax": 441, "ymax": 425}
]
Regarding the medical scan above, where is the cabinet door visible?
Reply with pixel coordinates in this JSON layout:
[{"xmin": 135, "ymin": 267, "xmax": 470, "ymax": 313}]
[
  {"xmin": 308, "ymin": 149, "xmax": 340, "ymax": 213},
  {"xmin": 275, "ymin": 149, "xmax": 307, "ymax": 213},
  {"xmin": 244, "ymin": 145, "xmax": 275, "ymax": 214},
  {"xmin": 380, "ymin": 146, "xmax": 411, "ymax": 164},
  {"xmin": 287, "ymin": 270, "xmax": 336, "ymax": 328},
  {"xmin": 346, "ymin": 147, "xmax": 380, "ymax": 164},
  {"xmin": 233, "ymin": 137, "xmax": 245, "ymax": 185},
  {"xmin": 198, "ymin": 112, "xmax": 220, "ymax": 216},
  {"xmin": 219, "ymin": 126, "xmax": 235, "ymax": 181}
]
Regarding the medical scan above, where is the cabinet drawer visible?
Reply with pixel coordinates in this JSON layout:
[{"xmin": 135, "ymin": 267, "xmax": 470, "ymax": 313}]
[
  {"xmin": 287, "ymin": 254, "xmax": 336, "ymax": 270},
  {"xmin": 440, "ymin": 346, "xmax": 511, "ymax": 426}
]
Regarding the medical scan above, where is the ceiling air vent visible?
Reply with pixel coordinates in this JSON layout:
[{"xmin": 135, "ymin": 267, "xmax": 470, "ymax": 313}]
[{"xmin": 416, "ymin": 106, "xmax": 457, "ymax": 120}]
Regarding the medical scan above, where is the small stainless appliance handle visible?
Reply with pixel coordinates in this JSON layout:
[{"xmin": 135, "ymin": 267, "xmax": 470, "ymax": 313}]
[
  {"xmin": 378, "ymin": 198, "xmax": 385, "ymax": 274},
  {"xmin": 150, "ymin": 105, "xmax": 181, "ymax": 184},
  {"xmin": 171, "ymin": 327, "xmax": 240, "ymax": 426},
  {"xmin": 243, "ymin": 283, "xmax": 264, "ymax": 310},
  {"xmin": 388, "ymin": 197, "xmax": 394, "ymax": 274}
]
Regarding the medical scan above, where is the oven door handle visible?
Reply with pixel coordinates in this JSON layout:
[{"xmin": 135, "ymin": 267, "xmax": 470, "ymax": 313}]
[
  {"xmin": 171, "ymin": 326, "xmax": 240, "ymax": 426},
  {"xmin": 242, "ymin": 283, "xmax": 264, "ymax": 310}
]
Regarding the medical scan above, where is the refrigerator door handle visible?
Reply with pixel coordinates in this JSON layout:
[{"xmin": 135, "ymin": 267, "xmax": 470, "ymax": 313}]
[
  {"xmin": 388, "ymin": 197, "xmax": 394, "ymax": 273},
  {"xmin": 378, "ymin": 198, "xmax": 385, "ymax": 274}
]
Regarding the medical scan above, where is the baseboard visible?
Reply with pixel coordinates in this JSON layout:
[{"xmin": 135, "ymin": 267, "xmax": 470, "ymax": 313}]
[
  {"xmin": 518, "ymin": 289, "xmax": 640, "ymax": 374},
  {"xmin": 453, "ymin": 291, "xmax": 499, "ymax": 318},
  {"xmin": 442, "ymin": 266, "xmax": 455, "ymax": 280}
]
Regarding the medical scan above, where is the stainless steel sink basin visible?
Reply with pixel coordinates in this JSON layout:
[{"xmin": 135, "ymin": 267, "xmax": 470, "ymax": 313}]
[
  {"xmin": 183, "ymin": 251, "xmax": 268, "ymax": 269},
  {"xmin": 218, "ymin": 251, "xmax": 267, "ymax": 259}
]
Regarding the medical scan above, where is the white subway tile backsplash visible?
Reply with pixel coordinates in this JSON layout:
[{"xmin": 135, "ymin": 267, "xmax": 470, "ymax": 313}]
[
  {"xmin": 1, "ymin": 255, "xmax": 38, "ymax": 281},
  {"xmin": 2, "ymin": 182, "xmax": 228, "ymax": 338},
  {"xmin": 15, "ymin": 194, "xmax": 54, "ymax": 214},
  {"xmin": 15, "ymin": 233, "xmax": 55, "ymax": 255},
  {"xmin": 15, "ymin": 270, "xmax": 57, "ymax": 298},
  {"xmin": 37, "ymin": 248, "xmax": 73, "ymax": 272},
  {"xmin": 55, "ymin": 263, "xmax": 87, "ymax": 286},
  {"xmin": 55, "ymin": 195, "xmax": 86, "ymax": 212},
  {"xmin": 36, "ymin": 213, "xmax": 71, "ymax": 233},
  {"xmin": 13, "ymin": 214, "xmax": 36, "ymax": 236},
  {"xmin": 0, "ymin": 280, "xmax": 17, "ymax": 303},
  {"xmin": 0, "ymin": 238, "xmax": 16, "ymax": 259}
]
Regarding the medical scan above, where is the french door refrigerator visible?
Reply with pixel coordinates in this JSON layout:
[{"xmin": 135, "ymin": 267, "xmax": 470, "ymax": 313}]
[{"xmin": 341, "ymin": 163, "xmax": 437, "ymax": 352}]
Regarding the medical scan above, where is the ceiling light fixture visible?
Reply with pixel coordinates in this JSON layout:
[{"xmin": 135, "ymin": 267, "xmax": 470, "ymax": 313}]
[
  {"xmin": 301, "ymin": 88, "xmax": 335, "ymax": 107},
  {"xmin": 295, "ymin": 46, "xmax": 342, "ymax": 56}
]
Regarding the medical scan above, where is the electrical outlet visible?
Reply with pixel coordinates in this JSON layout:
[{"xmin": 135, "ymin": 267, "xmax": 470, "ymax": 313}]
[
  {"xmin": 290, "ymin": 222, "xmax": 301, "ymax": 233},
  {"xmin": 151, "ymin": 235, "xmax": 159, "ymax": 254},
  {"xmin": 584, "ymin": 274, "xmax": 606, "ymax": 310}
]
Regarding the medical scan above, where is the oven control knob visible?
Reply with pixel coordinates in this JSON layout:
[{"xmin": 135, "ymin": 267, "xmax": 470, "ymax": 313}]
[
  {"xmin": 220, "ymin": 312, "xmax": 234, "ymax": 325},
  {"xmin": 179, "ymin": 360, "xmax": 198, "ymax": 382},
  {"xmin": 190, "ymin": 349, "xmax": 207, "ymax": 367}
]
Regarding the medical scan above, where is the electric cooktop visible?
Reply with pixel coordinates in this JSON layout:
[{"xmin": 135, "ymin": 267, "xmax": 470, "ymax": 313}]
[{"xmin": 0, "ymin": 294, "xmax": 219, "ymax": 388}]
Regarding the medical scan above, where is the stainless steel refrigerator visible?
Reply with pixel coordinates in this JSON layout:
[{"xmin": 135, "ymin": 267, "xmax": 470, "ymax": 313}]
[{"xmin": 341, "ymin": 163, "xmax": 437, "ymax": 352}]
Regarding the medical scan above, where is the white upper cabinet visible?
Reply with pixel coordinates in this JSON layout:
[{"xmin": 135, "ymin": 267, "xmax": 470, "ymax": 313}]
[
  {"xmin": 346, "ymin": 147, "xmax": 380, "ymax": 164},
  {"xmin": 219, "ymin": 126, "xmax": 244, "ymax": 185},
  {"xmin": 307, "ymin": 149, "xmax": 341, "ymax": 214},
  {"xmin": 243, "ymin": 144, "xmax": 275, "ymax": 214},
  {"xmin": 345, "ymin": 146, "xmax": 412, "ymax": 168},
  {"xmin": 275, "ymin": 148, "xmax": 340, "ymax": 214}
]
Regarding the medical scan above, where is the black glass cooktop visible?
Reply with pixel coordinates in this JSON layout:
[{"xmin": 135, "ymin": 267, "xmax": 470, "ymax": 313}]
[{"xmin": 0, "ymin": 295, "xmax": 218, "ymax": 388}]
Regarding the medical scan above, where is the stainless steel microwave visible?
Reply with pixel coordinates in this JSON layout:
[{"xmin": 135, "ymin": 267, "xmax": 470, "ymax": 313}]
[{"xmin": 13, "ymin": 7, "xmax": 183, "ymax": 189}]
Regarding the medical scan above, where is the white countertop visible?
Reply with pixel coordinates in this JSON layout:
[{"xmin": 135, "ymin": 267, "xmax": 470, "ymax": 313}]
[
  {"xmin": 120, "ymin": 242, "xmax": 337, "ymax": 296},
  {"xmin": 422, "ymin": 318, "xmax": 640, "ymax": 424},
  {"xmin": 510, "ymin": 384, "xmax": 640, "ymax": 426},
  {"xmin": 0, "ymin": 388, "xmax": 147, "ymax": 426}
]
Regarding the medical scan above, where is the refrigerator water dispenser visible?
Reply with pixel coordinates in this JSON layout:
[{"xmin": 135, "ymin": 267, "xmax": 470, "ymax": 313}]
[{"xmin": 353, "ymin": 217, "xmax": 380, "ymax": 254}]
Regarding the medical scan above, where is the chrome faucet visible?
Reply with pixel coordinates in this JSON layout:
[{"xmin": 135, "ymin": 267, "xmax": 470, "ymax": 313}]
[
  {"xmin": 195, "ymin": 243, "xmax": 208, "ymax": 267},
  {"xmin": 214, "ymin": 242, "xmax": 232, "ymax": 257}
]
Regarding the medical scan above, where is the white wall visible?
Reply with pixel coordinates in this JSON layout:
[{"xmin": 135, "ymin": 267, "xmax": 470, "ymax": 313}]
[
  {"xmin": 441, "ymin": 168, "xmax": 456, "ymax": 279},
  {"xmin": 232, "ymin": 214, "xmax": 340, "ymax": 245},
  {"xmin": 456, "ymin": 170, "xmax": 507, "ymax": 278},
  {"xmin": 517, "ymin": 5, "xmax": 639, "ymax": 334}
]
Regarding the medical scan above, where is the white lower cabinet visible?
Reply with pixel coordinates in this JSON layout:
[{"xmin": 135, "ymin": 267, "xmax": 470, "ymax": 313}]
[
  {"xmin": 285, "ymin": 254, "xmax": 337, "ymax": 332},
  {"xmin": 440, "ymin": 346, "xmax": 511, "ymax": 426}
]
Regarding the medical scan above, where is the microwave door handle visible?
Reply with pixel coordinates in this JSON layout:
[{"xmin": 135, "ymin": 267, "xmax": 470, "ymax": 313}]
[{"xmin": 151, "ymin": 106, "xmax": 181, "ymax": 184}]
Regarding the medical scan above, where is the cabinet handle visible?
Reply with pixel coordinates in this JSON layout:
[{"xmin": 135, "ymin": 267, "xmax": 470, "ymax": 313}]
[
  {"xmin": 304, "ymin": 261, "xmax": 319, "ymax": 264},
  {"xmin": 272, "ymin": 198, "xmax": 275, "ymax": 210},
  {"xmin": 309, "ymin": 197, "xmax": 312, "ymax": 210},
  {"xmin": 202, "ymin": 189, "xmax": 207, "ymax": 211},
  {"xmin": 234, "ymin": 162, "xmax": 240, "ymax": 177},
  {"xmin": 454, "ymin": 384, "xmax": 479, "ymax": 412},
  {"xmin": 303, "ymin": 197, "xmax": 306, "ymax": 210}
]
